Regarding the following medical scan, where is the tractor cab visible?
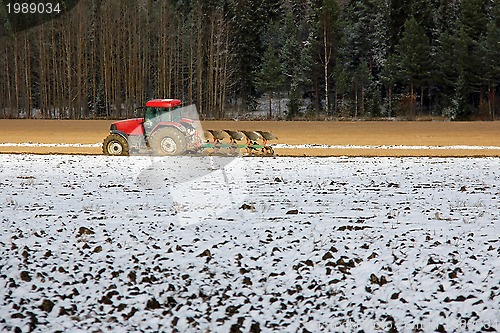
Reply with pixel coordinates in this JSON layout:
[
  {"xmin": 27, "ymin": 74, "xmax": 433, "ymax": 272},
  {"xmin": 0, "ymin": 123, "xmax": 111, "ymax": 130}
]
[{"xmin": 142, "ymin": 99, "xmax": 183, "ymax": 131}]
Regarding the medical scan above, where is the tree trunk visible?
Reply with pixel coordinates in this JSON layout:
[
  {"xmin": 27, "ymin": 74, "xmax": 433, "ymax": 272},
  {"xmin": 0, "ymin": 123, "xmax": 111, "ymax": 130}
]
[
  {"xmin": 315, "ymin": 79, "xmax": 320, "ymax": 114},
  {"xmin": 420, "ymin": 86, "xmax": 424, "ymax": 116},
  {"xmin": 354, "ymin": 82, "xmax": 358, "ymax": 118},
  {"xmin": 361, "ymin": 85, "xmax": 365, "ymax": 117},
  {"xmin": 323, "ymin": 21, "xmax": 330, "ymax": 115},
  {"xmin": 491, "ymin": 81, "xmax": 496, "ymax": 120},
  {"xmin": 188, "ymin": 25, "xmax": 194, "ymax": 105},
  {"xmin": 334, "ymin": 89, "xmax": 337, "ymax": 116},
  {"xmin": 388, "ymin": 87, "xmax": 392, "ymax": 117},
  {"xmin": 208, "ymin": 15, "xmax": 215, "ymax": 118},
  {"xmin": 410, "ymin": 82, "xmax": 416, "ymax": 119},
  {"xmin": 195, "ymin": 5, "xmax": 204, "ymax": 116},
  {"xmin": 14, "ymin": 36, "xmax": 20, "ymax": 115},
  {"xmin": 23, "ymin": 35, "xmax": 32, "ymax": 118},
  {"xmin": 5, "ymin": 44, "xmax": 13, "ymax": 117},
  {"xmin": 268, "ymin": 93, "xmax": 272, "ymax": 119}
]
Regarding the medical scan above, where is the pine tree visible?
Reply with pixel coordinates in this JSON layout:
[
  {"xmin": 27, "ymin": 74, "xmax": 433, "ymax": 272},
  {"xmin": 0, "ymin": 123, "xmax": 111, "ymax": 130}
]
[
  {"xmin": 256, "ymin": 44, "xmax": 284, "ymax": 118},
  {"xmin": 344, "ymin": 0, "xmax": 387, "ymax": 76},
  {"xmin": 484, "ymin": 20, "xmax": 500, "ymax": 119},
  {"xmin": 388, "ymin": 0, "xmax": 413, "ymax": 51},
  {"xmin": 280, "ymin": 4, "xmax": 301, "ymax": 91},
  {"xmin": 438, "ymin": 27, "xmax": 471, "ymax": 119},
  {"xmin": 395, "ymin": 17, "xmax": 432, "ymax": 116},
  {"xmin": 459, "ymin": 0, "xmax": 489, "ymax": 117},
  {"xmin": 280, "ymin": 0, "xmax": 318, "ymax": 118},
  {"xmin": 380, "ymin": 55, "xmax": 398, "ymax": 117},
  {"xmin": 0, "ymin": 1, "xmax": 10, "ymax": 38},
  {"xmin": 228, "ymin": 0, "xmax": 277, "ymax": 111},
  {"xmin": 435, "ymin": 0, "xmax": 460, "ymax": 35},
  {"xmin": 333, "ymin": 62, "xmax": 350, "ymax": 116},
  {"xmin": 354, "ymin": 62, "xmax": 371, "ymax": 117},
  {"xmin": 411, "ymin": 0, "xmax": 435, "ymax": 36}
]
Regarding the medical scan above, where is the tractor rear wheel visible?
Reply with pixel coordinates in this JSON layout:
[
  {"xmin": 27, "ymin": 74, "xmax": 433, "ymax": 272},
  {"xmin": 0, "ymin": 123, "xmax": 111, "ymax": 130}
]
[
  {"xmin": 103, "ymin": 134, "xmax": 129, "ymax": 156},
  {"xmin": 150, "ymin": 127, "xmax": 187, "ymax": 156}
]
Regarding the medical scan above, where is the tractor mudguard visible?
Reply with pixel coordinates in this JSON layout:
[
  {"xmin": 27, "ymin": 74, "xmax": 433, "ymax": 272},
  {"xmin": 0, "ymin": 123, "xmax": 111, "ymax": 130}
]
[{"xmin": 110, "ymin": 130, "xmax": 129, "ymax": 140}]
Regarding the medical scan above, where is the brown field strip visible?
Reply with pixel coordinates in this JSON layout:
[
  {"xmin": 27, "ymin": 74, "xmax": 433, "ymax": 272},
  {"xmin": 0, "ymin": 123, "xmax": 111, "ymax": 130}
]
[{"xmin": 0, "ymin": 119, "xmax": 499, "ymax": 157}]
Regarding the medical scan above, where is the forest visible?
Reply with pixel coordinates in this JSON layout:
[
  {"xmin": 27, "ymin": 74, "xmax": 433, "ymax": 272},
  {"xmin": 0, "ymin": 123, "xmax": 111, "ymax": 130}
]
[{"xmin": 0, "ymin": 0, "xmax": 499, "ymax": 120}]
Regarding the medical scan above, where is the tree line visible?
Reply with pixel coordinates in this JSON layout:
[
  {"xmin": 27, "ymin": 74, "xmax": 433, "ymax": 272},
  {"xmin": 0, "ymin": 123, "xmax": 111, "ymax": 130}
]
[{"xmin": 0, "ymin": 0, "xmax": 498, "ymax": 120}]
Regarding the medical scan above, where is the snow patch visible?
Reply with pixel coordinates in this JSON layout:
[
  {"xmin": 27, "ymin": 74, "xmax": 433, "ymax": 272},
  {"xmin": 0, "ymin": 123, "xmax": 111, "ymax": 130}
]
[
  {"xmin": 1, "ymin": 154, "xmax": 499, "ymax": 332},
  {"xmin": 0, "ymin": 142, "xmax": 101, "ymax": 148},
  {"xmin": 274, "ymin": 143, "xmax": 500, "ymax": 150}
]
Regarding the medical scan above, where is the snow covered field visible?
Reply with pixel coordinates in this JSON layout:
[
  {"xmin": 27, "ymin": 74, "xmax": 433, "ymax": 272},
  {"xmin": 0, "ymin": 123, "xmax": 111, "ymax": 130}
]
[{"xmin": 1, "ymin": 154, "xmax": 499, "ymax": 332}]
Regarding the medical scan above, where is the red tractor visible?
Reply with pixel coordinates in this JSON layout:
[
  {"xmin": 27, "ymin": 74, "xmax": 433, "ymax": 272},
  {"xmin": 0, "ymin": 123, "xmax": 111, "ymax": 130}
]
[
  {"xmin": 102, "ymin": 99, "xmax": 277, "ymax": 156},
  {"xmin": 102, "ymin": 99, "xmax": 200, "ymax": 156}
]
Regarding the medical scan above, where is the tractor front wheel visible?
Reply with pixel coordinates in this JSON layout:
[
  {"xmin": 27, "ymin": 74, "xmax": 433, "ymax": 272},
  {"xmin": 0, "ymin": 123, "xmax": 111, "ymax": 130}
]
[
  {"xmin": 150, "ymin": 127, "xmax": 187, "ymax": 156},
  {"xmin": 102, "ymin": 134, "xmax": 129, "ymax": 156}
]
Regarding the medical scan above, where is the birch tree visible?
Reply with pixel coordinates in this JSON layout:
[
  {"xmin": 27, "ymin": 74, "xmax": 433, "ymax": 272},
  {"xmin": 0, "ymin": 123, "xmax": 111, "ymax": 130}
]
[{"xmin": 319, "ymin": 0, "xmax": 340, "ymax": 115}]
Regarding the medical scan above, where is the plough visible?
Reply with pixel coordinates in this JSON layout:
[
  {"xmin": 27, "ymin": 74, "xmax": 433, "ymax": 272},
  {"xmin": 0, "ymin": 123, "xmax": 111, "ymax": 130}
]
[{"xmin": 200, "ymin": 130, "xmax": 277, "ymax": 155}]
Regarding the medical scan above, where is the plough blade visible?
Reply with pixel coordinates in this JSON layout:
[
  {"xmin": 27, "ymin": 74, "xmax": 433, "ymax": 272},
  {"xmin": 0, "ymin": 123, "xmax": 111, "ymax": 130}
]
[
  {"xmin": 200, "ymin": 143, "xmax": 266, "ymax": 149},
  {"xmin": 200, "ymin": 129, "xmax": 277, "ymax": 155}
]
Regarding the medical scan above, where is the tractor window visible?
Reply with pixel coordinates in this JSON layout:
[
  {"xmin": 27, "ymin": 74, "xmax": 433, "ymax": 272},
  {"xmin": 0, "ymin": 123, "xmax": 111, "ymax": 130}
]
[
  {"xmin": 144, "ymin": 108, "xmax": 160, "ymax": 129},
  {"xmin": 145, "ymin": 106, "xmax": 181, "ymax": 125},
  {"xmin": 146, "ymin": 107, "xmax": 170, "ymax": 122},
  {"xmin": 171, "ymin": 106, "xmax": 182, "ymax": 123}
]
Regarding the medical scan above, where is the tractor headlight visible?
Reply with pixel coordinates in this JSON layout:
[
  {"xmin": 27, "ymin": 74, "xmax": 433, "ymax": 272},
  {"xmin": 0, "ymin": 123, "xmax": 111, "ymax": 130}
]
[{"xmin": 110, "ymin": 124, "xmax": 117, "ymax": 131}]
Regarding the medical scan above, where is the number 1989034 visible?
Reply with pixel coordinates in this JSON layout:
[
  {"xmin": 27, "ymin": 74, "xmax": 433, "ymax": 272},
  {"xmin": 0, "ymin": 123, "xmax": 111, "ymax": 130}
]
[{"xmin": 6, "ymin": 3, "xmax": 61, "ymax": 14}]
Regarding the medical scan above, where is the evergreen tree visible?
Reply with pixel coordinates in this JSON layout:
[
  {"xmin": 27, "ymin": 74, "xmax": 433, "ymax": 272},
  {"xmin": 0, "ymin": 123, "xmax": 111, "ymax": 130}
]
[
  {"xmin": 286, "ymin": 84, "xmax": 301, "ymax": 120},
  {"xmin": 280, "ymin": 4, "xmax": 301, "ymax": 91},
  {"xmin": 460, "ymin": 0, "xmax": 488, "ymax": 39},
  {"xmin": 435, "ymin": 0, "xmax": 460, "ymax": 34},
  {"xmin": 297, "ymin": 37, "xmax": 316, "ymax": 110},
  {"xmin": 280, "ymin": 0, "xmax": 318, "ymax": 118},
  {"xmin": 342, "ymin": 0, "xmax": 389, "ymax": 117},
  {"xmin": 438, "ymin": 27, "xmax": 471, "ymax": 119},
  {"xmin": 333, "ymin": 62, "xmax": 351, "ymax": 116},
  {"xmin": 411, "ymin": 0, "xmax": 435, "ymax": 36},
  {"xmin": 395, "ymin": 17, "xmax": 432, "ymax": 116},
  {"xmin": 0, "ymin": 2, "xmax": 10, "ymax": 38},
  {"xmin": 380, "ymin": 54, "xmax": 398, "ymax": 117},
  {"xmin": 484, "ymin": 20, "xmax": 500, "ymax": 118},
  {"xmin": 434, "ymin": 31, "xmax": 458, "ymax": 113},
  {"xmin": 228, "ymin": 0, "xmax": 280, "ymax": 111},
  {"xmin": 256, "ymin": 44, "xmax": 284, "ymax": 118},
  {"xmin": 354, "ymin": 61, "xmax": 372, "ymax": 117},
  {"xmin": 344, "ymin": 0, "xmax": 387, "ymax": 76},
  {"xmin": 388, "ymin": 0, "xmax": 413, "ymax": 51}
]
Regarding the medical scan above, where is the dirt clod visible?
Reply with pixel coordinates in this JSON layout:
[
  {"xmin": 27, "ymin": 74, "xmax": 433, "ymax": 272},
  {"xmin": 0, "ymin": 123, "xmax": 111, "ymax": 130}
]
[
  {"xmin": 40, "ymin": 299, "xmax": 55, "ymax": 313},
  {"xmin": 240, "ymin": 203, "xmax": 255, "ymax": 210},
  {"xmin": 77, "ymin": 227, "xmax": 95, "ymax": 236},
  {"xmin": 146, "ymin": 298, "xmax": 161, "ymax": 310},
  {"xmin": 20, "ymin": 271, "xmax": 31, "ymax": 282}
]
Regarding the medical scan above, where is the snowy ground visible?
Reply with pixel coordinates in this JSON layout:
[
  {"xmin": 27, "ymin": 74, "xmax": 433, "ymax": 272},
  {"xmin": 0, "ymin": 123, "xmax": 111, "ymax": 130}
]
[{"xmin": 0, "ymin": 154, "xmax": 499, "ymax": 332}]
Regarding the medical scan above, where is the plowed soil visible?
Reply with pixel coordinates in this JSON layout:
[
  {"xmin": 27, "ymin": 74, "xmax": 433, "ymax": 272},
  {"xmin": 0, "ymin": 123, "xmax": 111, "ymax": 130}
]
[{"xmin": 1, "ymin": 119, "xmax": 499, "ymax": 156}]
